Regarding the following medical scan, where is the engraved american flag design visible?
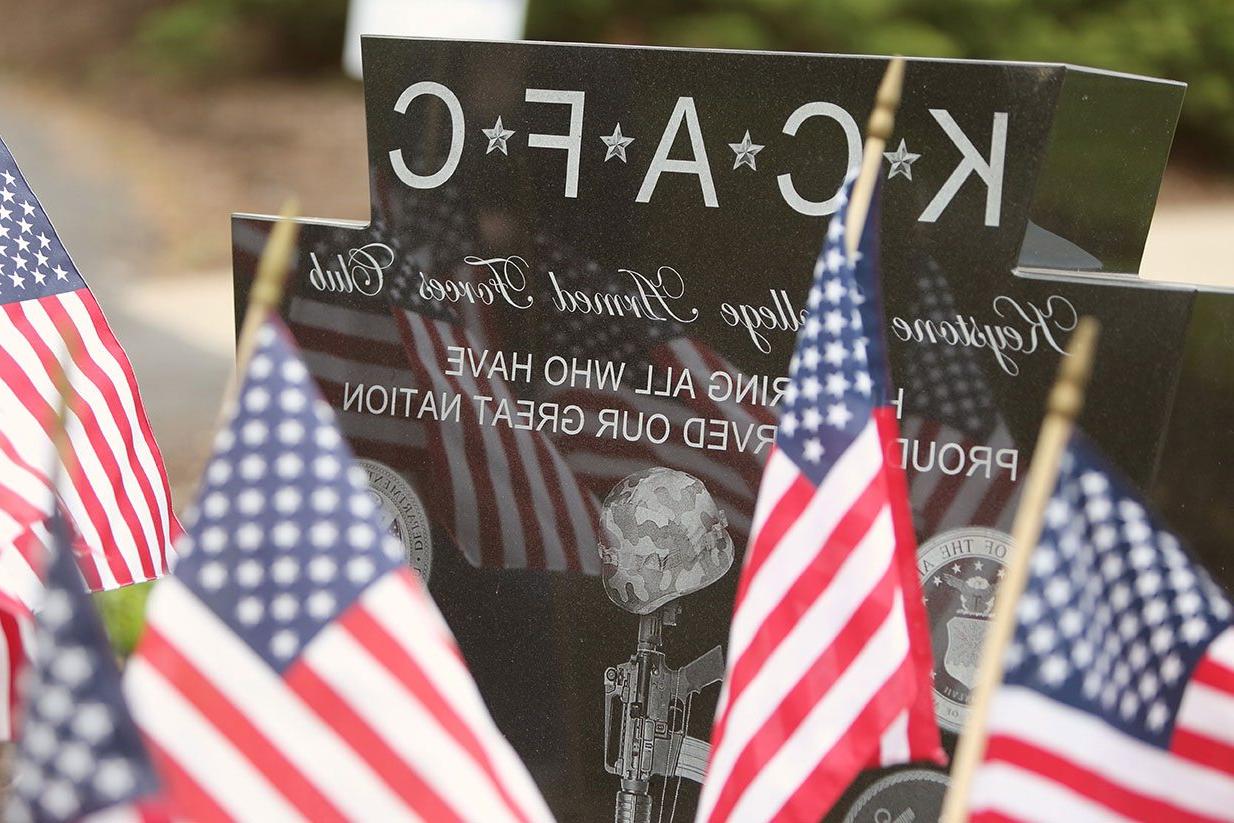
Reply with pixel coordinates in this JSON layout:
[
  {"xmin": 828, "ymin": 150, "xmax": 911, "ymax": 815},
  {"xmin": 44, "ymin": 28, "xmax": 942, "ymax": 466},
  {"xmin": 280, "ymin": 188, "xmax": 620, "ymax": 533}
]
[
  {"xmin": 534, "ymin": 236, "xmax": 776, "ymax": 543},
  {"xmin": 0, "ymin": 139, "xmax": 180, "ymax": 591},
  {"xmin": 387, "ymin": 265, "xmax": 602, "ymax": 575},
  {"xmin": 969, "ymin": 432, "xmax": 1234, "ymax": 822},
  {"xmin": 697, "ymin": 180, "xmax": 941, "ymax": 823},
  {"xmin": 124, "ymin": 317, "xmax": 554, "ymax": 821},
  {"xmin": 8, "ymin": 513, "xmax": 169, "ymax": 823},
  {"xmin": 899, "ymin": 260, "xmax": 1020, "ymax": 538}
]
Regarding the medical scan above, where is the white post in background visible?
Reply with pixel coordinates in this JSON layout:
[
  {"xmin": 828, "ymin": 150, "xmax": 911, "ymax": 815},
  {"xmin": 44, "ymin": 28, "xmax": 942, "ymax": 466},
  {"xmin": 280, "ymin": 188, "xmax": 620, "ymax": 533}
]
[{"xmin": 343, "ymin": 0, "xmax": 530, "ymax": 79}]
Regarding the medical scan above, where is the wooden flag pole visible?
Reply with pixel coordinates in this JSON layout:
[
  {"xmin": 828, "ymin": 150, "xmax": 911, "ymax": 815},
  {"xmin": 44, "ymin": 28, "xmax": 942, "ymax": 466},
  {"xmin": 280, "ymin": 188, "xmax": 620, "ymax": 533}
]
[
  {"xmin": 218, "ymin": 201, "xmax": 300, "ymax": 422},
  {"xmin": 846, "ymin": 56, "xmax": 906, "ymax": 257},
  {"xmin": 940, "ymin": 316, "xmax": 1101, "ymax": 823}
]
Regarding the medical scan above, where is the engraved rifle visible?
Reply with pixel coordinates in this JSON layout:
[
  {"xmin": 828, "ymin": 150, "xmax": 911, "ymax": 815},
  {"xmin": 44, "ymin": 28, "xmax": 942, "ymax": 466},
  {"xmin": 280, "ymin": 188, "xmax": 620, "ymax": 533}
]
[{"xmin": 603, "ymin": 601, "xmax": 725, "ymax": 823}]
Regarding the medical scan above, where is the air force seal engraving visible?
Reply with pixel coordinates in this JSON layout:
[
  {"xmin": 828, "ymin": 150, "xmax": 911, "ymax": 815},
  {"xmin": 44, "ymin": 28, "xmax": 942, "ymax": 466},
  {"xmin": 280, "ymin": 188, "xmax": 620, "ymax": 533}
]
[
  {"xmin": 917, "ymin": 527, "xmax": 1014, "ymax": 733},
  {"xmin": 841, "ymin": 768, "xmax": 949, "ymax": 823},
  {"xmin": 359, "ymin": 459, "xmax": 433, "ymax": 582}
]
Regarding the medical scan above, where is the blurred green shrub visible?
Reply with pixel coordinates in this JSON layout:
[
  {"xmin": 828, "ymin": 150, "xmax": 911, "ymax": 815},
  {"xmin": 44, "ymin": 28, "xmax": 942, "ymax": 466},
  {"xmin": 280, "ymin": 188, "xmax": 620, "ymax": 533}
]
[
  {"xmin": 94, "ymin": 583, "xmax": 152, "ymax": 658},
  {"xmin": 128, "ymin": 0, "xmax": 1231, "ymax": 156},
  {"xmin": 135, "ymin": 0, "xmax": 348, "ymax": 77},
  {"xmin": 526, "ymin": 0, "xmax": 1234, "ymax": 162}
]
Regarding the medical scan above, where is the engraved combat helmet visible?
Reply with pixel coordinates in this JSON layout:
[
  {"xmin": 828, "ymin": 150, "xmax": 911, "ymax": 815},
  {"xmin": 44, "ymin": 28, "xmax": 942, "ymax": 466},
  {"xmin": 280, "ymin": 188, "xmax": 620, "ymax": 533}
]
[{"xmin": 598, "ymin": 467, "xmax": 734, "ymax": 614}]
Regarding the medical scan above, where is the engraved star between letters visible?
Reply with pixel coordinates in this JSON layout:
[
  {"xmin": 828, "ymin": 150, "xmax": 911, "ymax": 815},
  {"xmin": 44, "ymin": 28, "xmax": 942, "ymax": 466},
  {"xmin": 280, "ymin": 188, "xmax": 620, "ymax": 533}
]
[
  {"xmin": 481, "ymin": 117, "xmax": 515, "ymax": 155},
  {"xmin": 600, "ymin": 124, "xmax": 634, "ymax": 163},
  {"xmin": 883, "ymin": 139, "xmax": 921, "ymax": 180},
  {"xmin": 729, "ymin": 131, "xmax": 764, "ymax": 171}
]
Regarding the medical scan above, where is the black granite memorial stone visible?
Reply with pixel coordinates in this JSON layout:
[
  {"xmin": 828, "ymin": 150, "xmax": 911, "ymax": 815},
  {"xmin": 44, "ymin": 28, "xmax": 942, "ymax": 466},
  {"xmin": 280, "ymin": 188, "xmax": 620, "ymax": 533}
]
[{"xmin": 231, "ymin": 38, "xmax": 1234, "ymax": 822}]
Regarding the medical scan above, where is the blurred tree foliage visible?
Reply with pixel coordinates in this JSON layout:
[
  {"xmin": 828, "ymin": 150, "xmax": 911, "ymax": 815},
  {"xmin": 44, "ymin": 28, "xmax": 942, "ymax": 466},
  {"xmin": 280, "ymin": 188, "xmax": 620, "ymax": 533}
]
[
  {"xmin": 135, "ymin": 0, "xmax": 348, "ymax": 77},
  {"xmin": 526, "ymin": 0, "xmax": 1234, "ymax": 160},
  {"xmin": 131, "ymin": 0, "xmax": 1232, "ymax": 158},
  {"xmin": 94, "ymin": 583, "xmax": 152, "ymax": 657}
]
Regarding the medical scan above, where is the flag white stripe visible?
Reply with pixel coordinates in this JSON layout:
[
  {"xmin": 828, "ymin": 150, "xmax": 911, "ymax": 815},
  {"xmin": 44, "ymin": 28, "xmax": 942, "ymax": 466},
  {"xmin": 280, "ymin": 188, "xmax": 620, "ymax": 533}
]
[
  {"xmin": 707, "ymin": 593, "xmax": 909, "ymax": 823},
  {"xmin": 290, "ymin": 297, "xmax": 403, "ymax": 345},
  {"xmin": 124, "ymin": 658, "xmax": 309, "ymax": 823},
  {"xmin": 984, "ymin": 686, "xmax": 1234, "ymax": 818},
  {"xmin": 403, "ymin": 315, "xmax": 482, "ymax": 557},
  {"xmin": 565, "ymin": 450, "xmax": 755, "ymax": 535},
  {"xmin": 934, "ymin": 422, "xmax": 1015, "ymax": 528},
  {"xmin": 335, "ymin": 410, "xmax": 427, "ymax": 450},
  {"xmin": 22, "ymin": 300, "xmax": 162, "ymax": 569},
  {"xmin": 969, "ymin": 760, "xmax": 1137, "ymax": 822},
  {"xmin": 0, "ymin": 545, "xmax": 41, "ymax": 611},
  {"xmin": 300, "ymin": 349, "xmax": 413, "ymax": 391},
  {"xmin": 879, "ymin": 709, "xmax": 910, "ymax": 766},
  {"xmin": 728, "ymin": 422, "xmax": 882, "ymax": 663},
  {"xmin": 306, "ymin": 624, "xmax": 519, "ymax": 822},
  {"xmin": 749, "ymin": 449, "xmax": 797, "ymax": 541},
  {"xmin": 565, "ymin": 439, "xmax": 754, "ymax": 500},
  {"xmin": 423, "ymin": 319, "xmax": 526, "ymax": 566},
  {"xmin": 543, "ymin": 445, "xmax": 602, "ymax": 574},
  {"xmin": 474, "ymin": 337, "xmax": 572, "ymax": 571},
  {"xmin": 665, "ymin": 339, "xmax": 766, "ymax": 431},
  {"xmin": 1177, "ymin": 680, "xmax": 1234, "ymax": 748},
  {"xmin": 144, "ymin": 580, "xmax": 414, "ymax": 821},
  {"xmin": 706, "ymin": 508, "xmax": 895, "ymax": 799},
  {"xmin": 0, "ymin": 324, "xmax": 116, "ymax": 585},
  {"xmin": 60, "ymin": 291, "xmax": 177, "ymax": 552},
  {"xmin": 363, "ymin": 574, "xmax": 556, "ymax": 821}
]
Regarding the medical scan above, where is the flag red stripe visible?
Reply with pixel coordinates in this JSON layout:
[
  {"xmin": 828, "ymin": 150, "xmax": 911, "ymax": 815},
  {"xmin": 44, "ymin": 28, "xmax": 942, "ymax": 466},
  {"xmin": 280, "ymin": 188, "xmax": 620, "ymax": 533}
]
[
  {"xmin": 139, "ymin": 628, "xmax": 349, "ymax": 823},
  {"xmin": 775, "ymin": 656, "xmax": 917, "ymax": 822},
  {"xmin": 983, "ymin": 734, "xmax": 1226, "ymax": 823},
  {"xmin": 0, "ymin": 322, "xmax": 133, "ymax": 585},
  {"xmin": 417, "ymin": 318, "xmax": 512, "ymax": 569},
  {"xmin": 707, "ymin": 570, "xmax": 901, "ymax": 823},
  {"xmin": 44, "ymin": 296, "xmax": 171, "ymax": 571},
  {"xmin": 15, "ymin": 301, "xmax": 156, "ymax": 581},
  {"xmin": 733, "ymin": 474, "xmax": 815, "ymax": 607},
  {"xmin": 54, "ymin": 295, "xmax": 177, "ymax": 548},
  {"xmin": 1171, "ymin": 727, "xmax": 1234, "ymax": 778},
  {"xmin": 2, "ymin": 606, "xmax": 24, "ymax": 739},
  {"xmin": 142, "ymin": 735, "xmax": 234, "ymax": 823},
  {"xmin": 340, "ymin": 603, "xmax": 531, "ymax": 822},
  {"xmin": 970, "ymin": 465, "xmax": 1017, "ymax": 528},
  {"xmin": 875, "ymin": 407, "xmax": 942, "ymax": 763},
  {"xmin": 286, "ymin": 663, "xmax": 463, "ymax": 823},
  {"xmin": 1192, "ymin": 656, "xmax": 1234, "ymax": 696},
  {"xmin": 75, "ymin": 291, "xmax": 181, "ymax": 550},
  {"xmin": 393, "ymin": 311, "xmax": 506, "ymax": 569},
  {"xmin": 718, "ymin": 473, "xmax": 885, "ymax": 738}
]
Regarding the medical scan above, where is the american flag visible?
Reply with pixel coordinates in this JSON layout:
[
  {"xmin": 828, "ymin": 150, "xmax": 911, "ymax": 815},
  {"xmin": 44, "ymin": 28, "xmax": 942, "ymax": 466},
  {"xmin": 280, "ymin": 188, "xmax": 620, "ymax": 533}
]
[
  {"xmin": 968, "ymin": 432, "xmax": 1234, "ymax": 821},
  {"xmin": 124, "ymin": 316, "xmax": 554, "ymax": 821},
  {"xmin": 387, "ymin": 266, "xmax": 602, "ymax": 574},
  {"xmin": 898, "ymin": 260, "xmax": 1020, "ymax": 537},
  {"xmin": 0, "ymin": 139, "xmax": 180, "ymax": 591},
  {"xmin": 535, "ymin": 236, "xmax": 776, "ymax": 541},
  {"xmin": 0, "ymin": 427, "xmax": 55, "ymax": 740},
  {"xmin": 696, "ymin": 179, "xmax": 942, "ymax": 823},
  {"xmin": 7, "ymin": 513, "xmax": 169, "ymax": 822}
]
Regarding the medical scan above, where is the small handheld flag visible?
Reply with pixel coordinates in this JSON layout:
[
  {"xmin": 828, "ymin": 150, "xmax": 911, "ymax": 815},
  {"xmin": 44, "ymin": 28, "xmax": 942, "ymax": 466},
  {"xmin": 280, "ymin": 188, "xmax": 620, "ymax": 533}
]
[
  {"xmin": 695, "ymin": 175, "xmax": 942, "ymax": 823},
  {"xmin": 0, "ymin": 139, "xmax": 180, "ymax": 591},
  {"xmin": 7, "ymin": 513, "xmax": 168, "ymax": 822},
  {"xmin": 125, "ymin": 316, "xmax": 554, "ymax": 821},
  {"xmin": 967, "ymin": 433, "xmax": 1234, "ymax": 822}
]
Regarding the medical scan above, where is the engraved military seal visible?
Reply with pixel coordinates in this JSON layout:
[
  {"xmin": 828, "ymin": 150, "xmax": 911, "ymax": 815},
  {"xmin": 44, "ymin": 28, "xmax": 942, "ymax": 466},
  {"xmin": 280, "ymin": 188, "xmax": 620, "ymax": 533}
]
[
  {"xmin": 841, "ymin": 768, "xmax": 949, "ymax": 823},
  {"xmin": 358, "ymin": 459, "xmax": 432, "ymax": 582},
  {"xmin": 917, "ymin": 526, "xmax": 1014, "ymax": 733}
]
